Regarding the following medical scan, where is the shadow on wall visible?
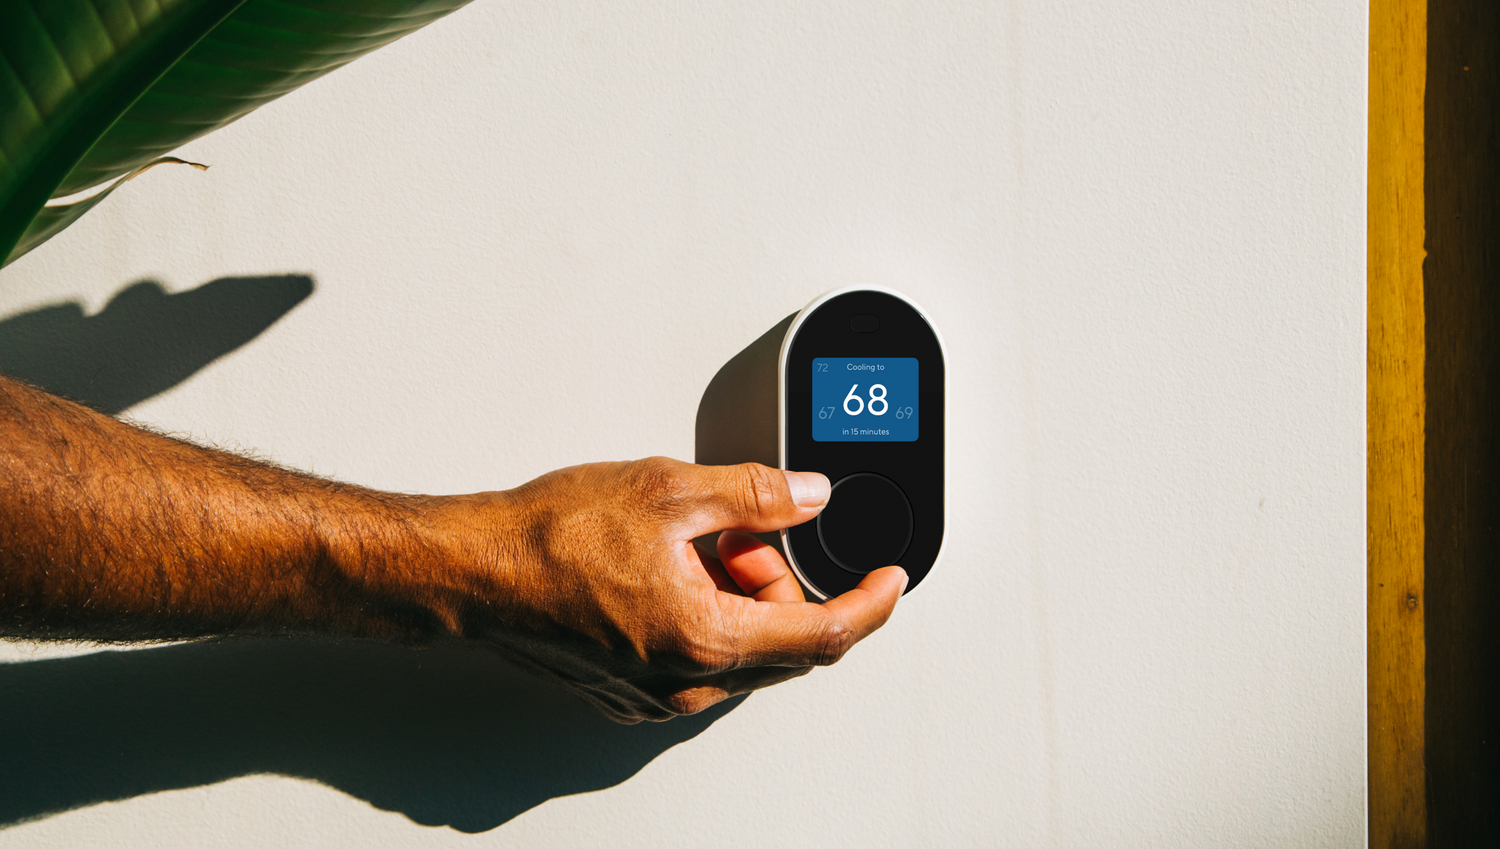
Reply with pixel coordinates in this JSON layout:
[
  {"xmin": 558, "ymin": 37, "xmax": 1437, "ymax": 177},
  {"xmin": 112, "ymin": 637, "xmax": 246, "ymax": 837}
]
[
  {"xmin": 0, "ymin": 275, "xmax": 314, "ymax": 414},
  {"xmin": 0, "ymin": 640, "xmax": 735, "ymax": 832},
  {"xmin": 0, "ymin": 275, "xmax": 735, "ymax": 831}
]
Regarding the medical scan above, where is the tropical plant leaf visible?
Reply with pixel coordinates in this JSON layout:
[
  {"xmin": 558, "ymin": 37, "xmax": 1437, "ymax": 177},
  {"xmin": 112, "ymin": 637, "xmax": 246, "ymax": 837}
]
[
  {"xmin": 0, "ymin": 0, "xmax": 244, "ymax": 267},
  {"xmin": 1, "ymin": 0, "xmax": 474, "ymax": 268}
]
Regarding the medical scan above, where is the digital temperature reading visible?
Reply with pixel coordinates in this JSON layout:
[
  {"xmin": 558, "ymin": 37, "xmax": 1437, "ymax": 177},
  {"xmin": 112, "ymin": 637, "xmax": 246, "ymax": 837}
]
[{"xmin": 811, "ymin": 357, "xmax": 919, "ymax": 442}]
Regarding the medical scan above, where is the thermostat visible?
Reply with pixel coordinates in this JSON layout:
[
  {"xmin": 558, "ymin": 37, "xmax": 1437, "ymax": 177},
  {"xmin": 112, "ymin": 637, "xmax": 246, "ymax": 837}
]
[{"xmin": 696, "ymin": 287, "xmax": 945, "ymax": 599}]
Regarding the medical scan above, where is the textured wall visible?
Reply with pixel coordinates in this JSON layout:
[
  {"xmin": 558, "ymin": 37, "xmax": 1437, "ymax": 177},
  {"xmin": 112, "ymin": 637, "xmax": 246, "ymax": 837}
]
[{"xmin": 0, "ymin": 0, "xmax": 1366, "ymax": 845}]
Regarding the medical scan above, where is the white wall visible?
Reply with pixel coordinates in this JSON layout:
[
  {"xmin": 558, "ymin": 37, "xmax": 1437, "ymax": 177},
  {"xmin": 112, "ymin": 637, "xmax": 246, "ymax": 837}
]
[{"xmin": 0, "ymin": 0, "xmax": 1366, "ymax": 846}]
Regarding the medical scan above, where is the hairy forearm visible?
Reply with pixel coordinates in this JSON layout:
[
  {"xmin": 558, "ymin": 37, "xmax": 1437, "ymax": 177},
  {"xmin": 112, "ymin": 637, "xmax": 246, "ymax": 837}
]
[
  {"xmin": 0, "ymin": 374, "xmax": 902, "ymax": 722},
  {"xmin": 0, "ymin": 375, "xmax": 501, "ymax": 643}
]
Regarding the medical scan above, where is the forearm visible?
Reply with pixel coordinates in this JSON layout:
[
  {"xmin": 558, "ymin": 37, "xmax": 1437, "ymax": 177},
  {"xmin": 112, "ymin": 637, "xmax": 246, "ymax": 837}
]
[
  {"xmin": 0, "ymin": 375, "xmax": 903, "ymax": 722},
  {"xmin": 0, "ymin": 375, "xmax": 496, "ymax": 643}
]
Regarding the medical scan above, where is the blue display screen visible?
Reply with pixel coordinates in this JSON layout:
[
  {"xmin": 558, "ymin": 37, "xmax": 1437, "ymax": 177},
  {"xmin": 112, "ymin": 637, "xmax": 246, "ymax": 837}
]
[{"xmin": 812, "ymin": 357, "xmax": 919, "ymax": 442}]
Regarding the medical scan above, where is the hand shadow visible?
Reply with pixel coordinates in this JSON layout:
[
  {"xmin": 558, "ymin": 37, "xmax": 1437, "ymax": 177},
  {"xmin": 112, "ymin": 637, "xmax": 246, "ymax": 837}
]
[
  {"xmin": 0, "ymin": 274, "xmax": 740, "ymax": 831},
  {"xmin": 0, "ymin": 274, "xmax": 314, "ymax": 414},
  {"xmin": 0, "ymin": 639, "xmax": 736, "ymax": 832}
]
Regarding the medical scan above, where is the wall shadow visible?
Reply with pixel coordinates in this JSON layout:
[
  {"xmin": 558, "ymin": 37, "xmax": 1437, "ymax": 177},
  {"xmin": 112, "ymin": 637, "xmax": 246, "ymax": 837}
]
[
  {"xmin": 0, "ymin": 275, "xmax": 313, "ymax": 414},
  {"xmin": 1424, "ymin": 0, "xmax": 1500, "ymax": 842},
  {"xmin": 0, "ymin": 272, "xmax": 738, "ymax": 831},
  {"xmin": 0, "ymin": 639, "xmax": 735, "ymax": 832},
  {"xmin": 695, "ymin": 313, "xmax": 796, "ymax": 556}
]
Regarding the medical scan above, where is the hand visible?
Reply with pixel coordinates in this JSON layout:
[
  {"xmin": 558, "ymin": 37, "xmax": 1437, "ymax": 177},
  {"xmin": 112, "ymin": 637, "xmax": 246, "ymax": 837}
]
[
  {"xmin": 0, "ymin": 377, "xmax": 905, "ymax": 696},
  {"xmin": 431, "ymin": 458, "xmax": 907, "ymax": 723}
]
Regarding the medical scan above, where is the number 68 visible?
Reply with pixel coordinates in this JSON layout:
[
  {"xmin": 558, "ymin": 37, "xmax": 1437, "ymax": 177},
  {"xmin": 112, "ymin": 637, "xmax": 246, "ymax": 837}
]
[{"xmin": 843, "ymin": 384, "xmax": 889, "ymax": 416}]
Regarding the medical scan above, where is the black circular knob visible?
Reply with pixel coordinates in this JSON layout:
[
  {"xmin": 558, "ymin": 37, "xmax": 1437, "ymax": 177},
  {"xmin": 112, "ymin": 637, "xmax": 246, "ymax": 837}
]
[{"xmin": 817, "ymin": 473, "xmax": 913, "ymax": 574}]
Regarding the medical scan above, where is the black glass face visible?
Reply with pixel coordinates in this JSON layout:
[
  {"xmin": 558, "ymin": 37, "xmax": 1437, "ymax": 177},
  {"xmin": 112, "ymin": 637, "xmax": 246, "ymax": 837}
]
[{"xmin": 784, "ymin": 291, "xmax": 944, "ymax": 598}]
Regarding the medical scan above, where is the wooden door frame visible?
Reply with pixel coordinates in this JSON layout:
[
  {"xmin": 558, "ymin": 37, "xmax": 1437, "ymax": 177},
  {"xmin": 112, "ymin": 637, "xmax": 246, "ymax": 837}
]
[
  {"xmin": 1370, "ymin": 1, "xmax": 1500, "ymax": 845},
  {"xmin": 1368, "ymin": 0, "xmax": 1426, "ymax": 844}
]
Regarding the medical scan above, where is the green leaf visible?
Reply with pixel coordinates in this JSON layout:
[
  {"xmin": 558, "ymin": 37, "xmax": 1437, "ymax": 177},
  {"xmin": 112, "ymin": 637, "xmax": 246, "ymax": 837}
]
[{"xmin": 1, "ymin": 0, "xmax": 474, "ymax": 268}]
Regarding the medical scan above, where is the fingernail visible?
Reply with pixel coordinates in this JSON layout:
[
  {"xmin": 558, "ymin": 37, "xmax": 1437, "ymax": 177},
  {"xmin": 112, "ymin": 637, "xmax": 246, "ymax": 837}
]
[
  {"xmin": 897, "ymin": 567, "xmax": 910, "ymax": 595},
  {"xmin": 783, "ymin": 470, "xmax": 830, "ymax": 508}
]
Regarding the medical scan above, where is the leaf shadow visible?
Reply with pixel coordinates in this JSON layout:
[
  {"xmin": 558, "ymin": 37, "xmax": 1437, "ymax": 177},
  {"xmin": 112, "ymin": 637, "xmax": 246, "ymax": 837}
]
[{"xmin": 0, "ymin": 274, "xmax": 314, "ymax": 414}]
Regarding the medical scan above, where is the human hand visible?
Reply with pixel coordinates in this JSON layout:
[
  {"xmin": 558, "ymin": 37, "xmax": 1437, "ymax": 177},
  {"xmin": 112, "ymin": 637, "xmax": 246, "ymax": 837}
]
[
  {"xmin": 0, "ymin": 378, "xmax": 904, "ymax": 682},
  {"xmin": 426, "ymin": 458, "xmax": 907, "ymax": 723}
]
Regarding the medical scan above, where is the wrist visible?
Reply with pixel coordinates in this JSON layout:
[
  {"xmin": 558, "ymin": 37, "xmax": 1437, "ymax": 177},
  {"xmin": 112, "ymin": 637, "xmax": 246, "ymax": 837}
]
[{"xmin": 322, "ymin": 490, "xmax": 523, "ymax": 643}]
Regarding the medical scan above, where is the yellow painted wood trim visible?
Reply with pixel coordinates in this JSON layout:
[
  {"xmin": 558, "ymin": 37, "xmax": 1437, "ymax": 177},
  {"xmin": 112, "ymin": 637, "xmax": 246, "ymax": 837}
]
[{"xmin": 1368, "ymin": 0, "xmax": 1426, "ymax": 845}]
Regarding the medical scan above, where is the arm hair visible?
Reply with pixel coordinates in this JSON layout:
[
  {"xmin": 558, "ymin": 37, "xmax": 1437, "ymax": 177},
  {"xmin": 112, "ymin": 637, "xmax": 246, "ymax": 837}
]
[{"xmin": 0, "ymin": 374, "xmax": 461, "ymax": 643}]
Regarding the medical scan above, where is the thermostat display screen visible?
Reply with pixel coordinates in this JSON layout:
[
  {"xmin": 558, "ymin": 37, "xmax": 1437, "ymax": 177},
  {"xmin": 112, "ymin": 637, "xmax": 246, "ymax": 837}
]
[{"xmin": 811, "ymin": 357, "xmax": 919, "ymax": 442}]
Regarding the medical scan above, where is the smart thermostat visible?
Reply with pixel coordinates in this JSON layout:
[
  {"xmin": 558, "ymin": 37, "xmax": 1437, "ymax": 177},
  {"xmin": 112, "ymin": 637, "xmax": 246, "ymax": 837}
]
[{"xmin": 696, "ymin": 287, "xmax": 945, "ymax": 599}]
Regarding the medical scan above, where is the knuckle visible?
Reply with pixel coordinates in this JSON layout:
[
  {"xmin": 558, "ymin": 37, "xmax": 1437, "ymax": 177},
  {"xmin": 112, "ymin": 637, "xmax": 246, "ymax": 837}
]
[
  {"xmin": 648, "ymin": 603, "xmax": 737, "ymax": 675},
  {"xmin": 675, "ymin": 626, "xmax": 735, "ymax": 675},
  {"xmin": 737, "ymin": 462, "xmax": 784, "ymax": 520},
  {"xmin": 811, "ymin": 620, "xmax": 856, "ymax": 666},
  {"xmin": 627, "ymin": 457, "xmax": 691, "ymax": 513},
  {"xmin": 667, "ymin": 688, "xmax": 726, "ymax": 716},
  {"xmin": 645, "ymin": 588, "xmax": 738, "ymax": 675}
]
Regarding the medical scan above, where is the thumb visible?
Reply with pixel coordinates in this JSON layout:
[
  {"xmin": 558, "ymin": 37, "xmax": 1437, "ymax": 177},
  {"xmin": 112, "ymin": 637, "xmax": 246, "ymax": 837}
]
[
  {"xmin": 733, "ymin": 565, "xmax": 908, "ymax": 667},
  {"xmin": 680, "ymin": 462, "xmax": 830, "ymax": 537}
]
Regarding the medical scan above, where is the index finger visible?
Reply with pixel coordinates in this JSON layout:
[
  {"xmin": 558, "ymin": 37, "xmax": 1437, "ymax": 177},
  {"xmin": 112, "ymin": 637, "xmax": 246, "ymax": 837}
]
[
  {"xmin": 726, "ymin": 565, "xmax": 908, "ymax": 668},
  {"xmin": 670, "ymin": 462, "xmax": 830, "ymax": 539}
]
